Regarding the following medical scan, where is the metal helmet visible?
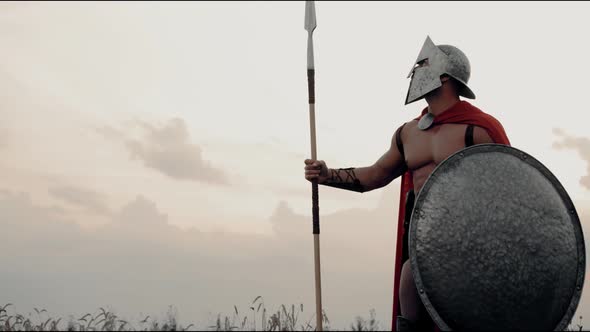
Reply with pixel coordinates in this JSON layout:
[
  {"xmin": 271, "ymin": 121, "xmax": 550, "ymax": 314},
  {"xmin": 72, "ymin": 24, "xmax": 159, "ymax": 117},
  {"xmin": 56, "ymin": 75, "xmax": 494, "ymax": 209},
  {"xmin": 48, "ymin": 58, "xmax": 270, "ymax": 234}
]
[{"xmin": 405, "ymin": 36, "xmax": 476, "ymax": 105}]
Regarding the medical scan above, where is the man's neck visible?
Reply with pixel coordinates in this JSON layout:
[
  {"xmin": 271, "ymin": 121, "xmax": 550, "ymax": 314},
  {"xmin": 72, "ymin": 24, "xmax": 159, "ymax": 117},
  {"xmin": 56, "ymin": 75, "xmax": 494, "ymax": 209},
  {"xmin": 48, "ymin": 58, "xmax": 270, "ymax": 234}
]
[{"xmin": 426, "ymin": 97, "xmax": 460, "ymax": 117}]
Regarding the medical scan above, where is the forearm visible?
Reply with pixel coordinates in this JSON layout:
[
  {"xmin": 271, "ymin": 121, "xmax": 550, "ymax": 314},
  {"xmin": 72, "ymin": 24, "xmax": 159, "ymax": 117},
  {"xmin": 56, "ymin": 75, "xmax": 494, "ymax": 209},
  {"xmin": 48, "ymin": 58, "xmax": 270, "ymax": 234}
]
[{"xmin": 322, "ymin": 166, "xmax": 383, "ymax": 193}]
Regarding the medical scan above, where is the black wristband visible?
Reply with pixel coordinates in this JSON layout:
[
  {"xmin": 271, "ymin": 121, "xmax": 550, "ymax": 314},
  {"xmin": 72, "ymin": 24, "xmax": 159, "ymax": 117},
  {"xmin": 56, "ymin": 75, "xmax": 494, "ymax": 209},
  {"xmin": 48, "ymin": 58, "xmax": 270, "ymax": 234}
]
[{"xmin": 323, "ymin": 168, "xmax": 365, "ymax": 193}]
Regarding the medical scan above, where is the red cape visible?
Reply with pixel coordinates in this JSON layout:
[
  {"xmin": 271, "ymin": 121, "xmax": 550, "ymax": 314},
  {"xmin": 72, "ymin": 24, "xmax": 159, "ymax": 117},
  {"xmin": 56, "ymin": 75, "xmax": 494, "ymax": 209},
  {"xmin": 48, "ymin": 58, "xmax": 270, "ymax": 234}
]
[{"xmin": 391, "ymin": 101, "xmax": 511, "ymax": 331}]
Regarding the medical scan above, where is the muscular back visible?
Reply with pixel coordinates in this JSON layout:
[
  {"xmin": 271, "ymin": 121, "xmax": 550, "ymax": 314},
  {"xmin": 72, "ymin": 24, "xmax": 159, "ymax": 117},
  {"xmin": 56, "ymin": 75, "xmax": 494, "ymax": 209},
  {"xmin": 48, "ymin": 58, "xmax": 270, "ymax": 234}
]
[{"xmin": 400, "ymin": 120, "xmax": 494, "ymax": 193}]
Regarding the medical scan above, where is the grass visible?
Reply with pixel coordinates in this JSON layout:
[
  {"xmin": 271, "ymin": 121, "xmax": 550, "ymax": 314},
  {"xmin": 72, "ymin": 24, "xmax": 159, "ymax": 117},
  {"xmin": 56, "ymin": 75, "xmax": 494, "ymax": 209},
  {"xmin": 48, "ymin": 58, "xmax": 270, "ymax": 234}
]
[
  {"xmin": 568, "ymin": 315, "xmax": 585, "ymax": 332},
  {"xmin": 0, "ymin": 303, "xmax": 187, "ymax": 332},
  {"xmin": 207, "ymin": 296, "xmax": 330, "ymax": 331},
  {"xmin": 0, "ymin": 300, "xmax": 583, "ymax": 331},
  {"xmin": 0, "ymin": 298, "xmax": 380, "ymax": 331}
]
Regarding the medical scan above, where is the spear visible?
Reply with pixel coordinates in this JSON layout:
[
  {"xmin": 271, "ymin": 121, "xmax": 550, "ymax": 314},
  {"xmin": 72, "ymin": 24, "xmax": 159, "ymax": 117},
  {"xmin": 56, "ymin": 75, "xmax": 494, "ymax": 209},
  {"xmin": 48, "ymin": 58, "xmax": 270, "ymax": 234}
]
[{"xmin": 305, "ymin": 1, "xmax": 323, "ymax": 331}]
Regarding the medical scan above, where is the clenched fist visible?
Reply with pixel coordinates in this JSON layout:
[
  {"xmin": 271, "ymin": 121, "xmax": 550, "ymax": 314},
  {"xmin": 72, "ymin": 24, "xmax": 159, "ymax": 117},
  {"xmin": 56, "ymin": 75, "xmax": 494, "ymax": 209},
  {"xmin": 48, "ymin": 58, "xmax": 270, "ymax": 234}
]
[{"xmin": 304, "ymin": 159, "xmax": 330, "ymax": 184}]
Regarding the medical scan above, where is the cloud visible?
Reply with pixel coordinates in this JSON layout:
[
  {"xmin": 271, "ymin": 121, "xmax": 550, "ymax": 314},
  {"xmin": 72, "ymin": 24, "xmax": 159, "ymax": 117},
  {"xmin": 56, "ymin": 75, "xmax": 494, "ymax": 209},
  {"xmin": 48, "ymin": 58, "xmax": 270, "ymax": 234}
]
[
  {"xmin": 49, "ymin": 186, "xmax": 112, "ymax": 216},
  {"xmin": 96, "ymin": 118, "xmax": 229, "ymax": 185},
  {"xmin": 94, "ymin": 125, "xmax": 126, "ymax": 141},
  {"xmin": 2, "ymin": 183, "xmax": 590, "ymax": 329},
  {"xmin": 115, "ymin": 195, "xmax": 168, "ymax": 227},
  {"xmin": 0, "ymin": 185, "xmax": 400, "ymax": 330},
  {"xmin": 553, "ymin": 128, "xmax": 590, "ymax": 190},
  {"xmin": 0, "ymin": 190, "xmax": 86, "ymax": 253}
]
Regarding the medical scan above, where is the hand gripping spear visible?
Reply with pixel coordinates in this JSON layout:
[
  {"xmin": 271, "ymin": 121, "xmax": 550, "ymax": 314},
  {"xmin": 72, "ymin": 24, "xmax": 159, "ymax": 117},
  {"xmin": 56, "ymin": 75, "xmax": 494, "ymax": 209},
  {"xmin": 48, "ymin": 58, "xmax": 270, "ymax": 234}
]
[{"xmin": 305, "ymin": 1, "xmax": 323, "ymax": 331}]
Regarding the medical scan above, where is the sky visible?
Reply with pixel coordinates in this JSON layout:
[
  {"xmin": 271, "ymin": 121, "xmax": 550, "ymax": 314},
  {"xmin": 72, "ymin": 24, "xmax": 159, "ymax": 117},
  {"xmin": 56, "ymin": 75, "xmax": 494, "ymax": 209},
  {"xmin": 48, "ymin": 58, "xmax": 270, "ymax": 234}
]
[{"xmin": 1, "ymin": 1, "xmax": 590, "ymax": 330}]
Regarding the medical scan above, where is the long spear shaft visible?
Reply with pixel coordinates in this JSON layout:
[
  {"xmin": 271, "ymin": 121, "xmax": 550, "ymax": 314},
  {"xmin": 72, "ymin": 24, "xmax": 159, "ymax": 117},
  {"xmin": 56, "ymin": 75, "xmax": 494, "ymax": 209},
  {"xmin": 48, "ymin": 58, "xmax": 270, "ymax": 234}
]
[{"xmin": 305, "ymin": 1, "xmax": 323, "ymax": 331}]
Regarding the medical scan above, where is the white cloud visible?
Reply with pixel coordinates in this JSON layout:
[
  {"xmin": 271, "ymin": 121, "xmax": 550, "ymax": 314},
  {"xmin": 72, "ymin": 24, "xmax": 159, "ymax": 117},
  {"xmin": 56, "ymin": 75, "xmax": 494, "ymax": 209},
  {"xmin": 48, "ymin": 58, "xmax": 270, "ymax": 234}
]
[
  {"xmin": 121, "ymin": 119, "xmax": 229, "ymax": 184},
  {"xmin": 553, "ymin": 128, "xmax": 590, "ymax": 190},
  {"xmin": 49, "ymin": 186, "xmax": 112, "ymax": 216}
]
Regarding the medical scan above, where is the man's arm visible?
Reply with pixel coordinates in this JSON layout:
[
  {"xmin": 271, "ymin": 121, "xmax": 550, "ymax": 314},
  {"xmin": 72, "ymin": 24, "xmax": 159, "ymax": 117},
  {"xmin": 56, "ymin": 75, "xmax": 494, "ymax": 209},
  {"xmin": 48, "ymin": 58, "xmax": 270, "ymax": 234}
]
[
  {"xmin": 304, "ymin": 127, "xmax": 408, "ymax": 193},
  {"xmin": 473, "ymin": 126, "xmax": 495, "ymax": 144}
]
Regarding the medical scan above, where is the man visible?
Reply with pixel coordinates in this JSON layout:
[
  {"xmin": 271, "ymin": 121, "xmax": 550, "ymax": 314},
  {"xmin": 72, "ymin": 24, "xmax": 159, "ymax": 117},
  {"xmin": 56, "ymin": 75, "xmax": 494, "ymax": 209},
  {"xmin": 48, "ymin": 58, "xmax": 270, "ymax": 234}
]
[{"xmin": 303, "ymin": 36, "xmax": 510, "ymax": 331}]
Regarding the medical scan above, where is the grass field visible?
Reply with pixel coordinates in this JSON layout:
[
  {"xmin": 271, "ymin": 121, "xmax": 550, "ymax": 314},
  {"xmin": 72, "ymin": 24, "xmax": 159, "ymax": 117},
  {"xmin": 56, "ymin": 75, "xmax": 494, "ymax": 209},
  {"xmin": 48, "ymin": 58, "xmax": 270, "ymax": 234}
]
[
  {"xmin": 0, "ymin": 300, "xmax": 583, "ymax": 331},
  {"xmin": 0, "ymin": 297, "xmax": 380, "ymax": 331}
]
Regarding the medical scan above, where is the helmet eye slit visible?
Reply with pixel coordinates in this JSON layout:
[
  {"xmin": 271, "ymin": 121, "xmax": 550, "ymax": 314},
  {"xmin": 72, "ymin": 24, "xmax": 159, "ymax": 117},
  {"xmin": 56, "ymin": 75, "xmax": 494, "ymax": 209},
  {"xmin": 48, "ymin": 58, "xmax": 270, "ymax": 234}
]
[{"xmin": 417, "ymin": 59, "xmax": 429, "ymax": 67}]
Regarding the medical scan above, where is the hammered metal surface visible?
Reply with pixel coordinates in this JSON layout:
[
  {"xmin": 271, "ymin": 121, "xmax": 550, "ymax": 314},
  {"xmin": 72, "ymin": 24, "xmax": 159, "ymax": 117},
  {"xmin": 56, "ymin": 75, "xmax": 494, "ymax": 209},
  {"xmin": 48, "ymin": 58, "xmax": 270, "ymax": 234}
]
[
  {"xmin": 409, "ymin": 144, "xmax": 585, "ymax": 331},
  {"xmin": 405, "ymin": 36, "xmax": 475, "ymax": 105},
  {"xmin": 418, "ymin": 113, "xmax": 435, "ymax": 130}
]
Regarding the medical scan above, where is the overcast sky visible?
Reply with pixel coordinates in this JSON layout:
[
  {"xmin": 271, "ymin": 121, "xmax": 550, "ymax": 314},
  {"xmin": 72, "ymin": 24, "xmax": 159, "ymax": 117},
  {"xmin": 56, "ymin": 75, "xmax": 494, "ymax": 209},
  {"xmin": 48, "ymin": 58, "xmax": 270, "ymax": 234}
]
[{"xmin": 1, "ymin": 1, "xmax": 590, "ymax": 330}]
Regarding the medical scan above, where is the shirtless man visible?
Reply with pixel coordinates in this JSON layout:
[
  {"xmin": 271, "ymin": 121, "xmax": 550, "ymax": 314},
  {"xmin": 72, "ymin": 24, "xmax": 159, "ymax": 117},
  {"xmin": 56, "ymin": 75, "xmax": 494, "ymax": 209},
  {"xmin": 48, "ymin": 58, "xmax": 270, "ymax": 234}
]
[{"xmin": 303, "ymin": 36, "xmax": 509, "ymax": 331}]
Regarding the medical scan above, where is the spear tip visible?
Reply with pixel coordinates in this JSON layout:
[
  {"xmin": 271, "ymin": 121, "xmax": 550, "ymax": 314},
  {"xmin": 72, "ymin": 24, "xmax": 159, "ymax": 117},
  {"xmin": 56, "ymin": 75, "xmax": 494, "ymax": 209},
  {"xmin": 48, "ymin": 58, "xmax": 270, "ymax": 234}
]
[{"xmin": 305, "ymin": 1, "xmax": 316, "ymax": 33}]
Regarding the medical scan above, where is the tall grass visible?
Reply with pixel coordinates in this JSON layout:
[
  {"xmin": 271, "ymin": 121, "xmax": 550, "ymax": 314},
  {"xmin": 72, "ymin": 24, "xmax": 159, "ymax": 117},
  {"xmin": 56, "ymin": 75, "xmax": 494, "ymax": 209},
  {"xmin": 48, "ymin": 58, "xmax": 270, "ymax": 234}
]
[
  {"xmin": 0, "ymin": 297, "xmax": 366, "ymax": 331},
  {"xmin": 207, "ymin": 296, "xmax": 329, "ymax": 331},
  {"xmin": 0, "ymin": 303, "xmax": 188, "ymax": 332},
  {"xmin": 0, "ymin": 300, "xmax": 581, "ymax": 331}
]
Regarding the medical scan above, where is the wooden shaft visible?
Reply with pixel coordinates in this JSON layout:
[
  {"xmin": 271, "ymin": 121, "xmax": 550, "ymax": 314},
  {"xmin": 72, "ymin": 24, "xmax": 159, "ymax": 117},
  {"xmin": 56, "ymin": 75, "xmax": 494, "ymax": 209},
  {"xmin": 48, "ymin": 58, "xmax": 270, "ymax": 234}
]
[
  {"xmin": 314, "ymin": 234, "xmax": 323, "ymax": 331},
  {"xmin": 310, "ymin": 102, "xmax": 319, "ymax": 236},
  {"xmin": 311, "ymin": 103, "xmax": 322, "ymax": 330},
  {"xmin": 309, "ymin": 103, "xmax": 317, "ymax": 160},
  {"xmin": 308, "ymin": 68, "xmax": 322, "ymax": 331}
]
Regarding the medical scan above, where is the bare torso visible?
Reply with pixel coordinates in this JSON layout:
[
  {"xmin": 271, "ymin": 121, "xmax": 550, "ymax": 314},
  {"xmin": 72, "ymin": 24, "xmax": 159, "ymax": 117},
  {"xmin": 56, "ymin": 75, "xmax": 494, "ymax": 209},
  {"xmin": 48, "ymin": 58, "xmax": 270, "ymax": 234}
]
[
  {"xmin": 397, "ymin": 119, "xmax": 495, "ymax": 322},
  {"xmin": 401, "ymin": 120, "xmax": 476, "ymax": 193}
]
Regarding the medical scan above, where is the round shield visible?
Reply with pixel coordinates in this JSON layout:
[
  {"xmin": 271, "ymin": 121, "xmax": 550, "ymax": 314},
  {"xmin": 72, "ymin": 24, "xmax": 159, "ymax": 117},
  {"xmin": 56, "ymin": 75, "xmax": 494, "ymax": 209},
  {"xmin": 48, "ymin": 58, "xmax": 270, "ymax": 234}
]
[{"xmin": 409, "ymin": 144, "xmax": 585, "ymax": 331}]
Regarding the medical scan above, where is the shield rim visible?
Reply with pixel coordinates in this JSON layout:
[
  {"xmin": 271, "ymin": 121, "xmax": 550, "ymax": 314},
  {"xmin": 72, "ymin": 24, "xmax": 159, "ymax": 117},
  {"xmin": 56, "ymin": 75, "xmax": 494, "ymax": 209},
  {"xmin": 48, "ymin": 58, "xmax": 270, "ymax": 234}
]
[{"xmin": 408, "ymin": 143, "xmax": 586, "ymax": 331}]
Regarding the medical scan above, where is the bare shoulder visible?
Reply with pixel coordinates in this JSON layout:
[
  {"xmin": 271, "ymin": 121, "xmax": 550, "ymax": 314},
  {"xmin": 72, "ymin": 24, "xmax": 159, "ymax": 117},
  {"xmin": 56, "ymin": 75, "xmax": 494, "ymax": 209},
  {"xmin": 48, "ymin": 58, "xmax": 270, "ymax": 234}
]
[
  {"xmin": 400, "ymin": 119, "xmax": 419, "ymax": 142},
  {"xmin": 473, "ymin": 125, "xmax": 494, "ymax": 144},
  {"xmin": 373, "ymin": 121, "xmax": 413, "ymax": 177},
  {"xmin": 390, "ymin": 119, "xmax": 417, "ymax": 146}
]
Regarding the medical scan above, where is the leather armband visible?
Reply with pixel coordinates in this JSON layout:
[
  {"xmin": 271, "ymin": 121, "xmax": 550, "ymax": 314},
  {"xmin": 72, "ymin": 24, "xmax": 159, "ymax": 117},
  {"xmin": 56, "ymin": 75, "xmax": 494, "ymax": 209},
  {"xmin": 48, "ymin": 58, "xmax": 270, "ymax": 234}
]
[{"xmin": 323, "ymin": 167, "xmax": 366, "ymax": 193}]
